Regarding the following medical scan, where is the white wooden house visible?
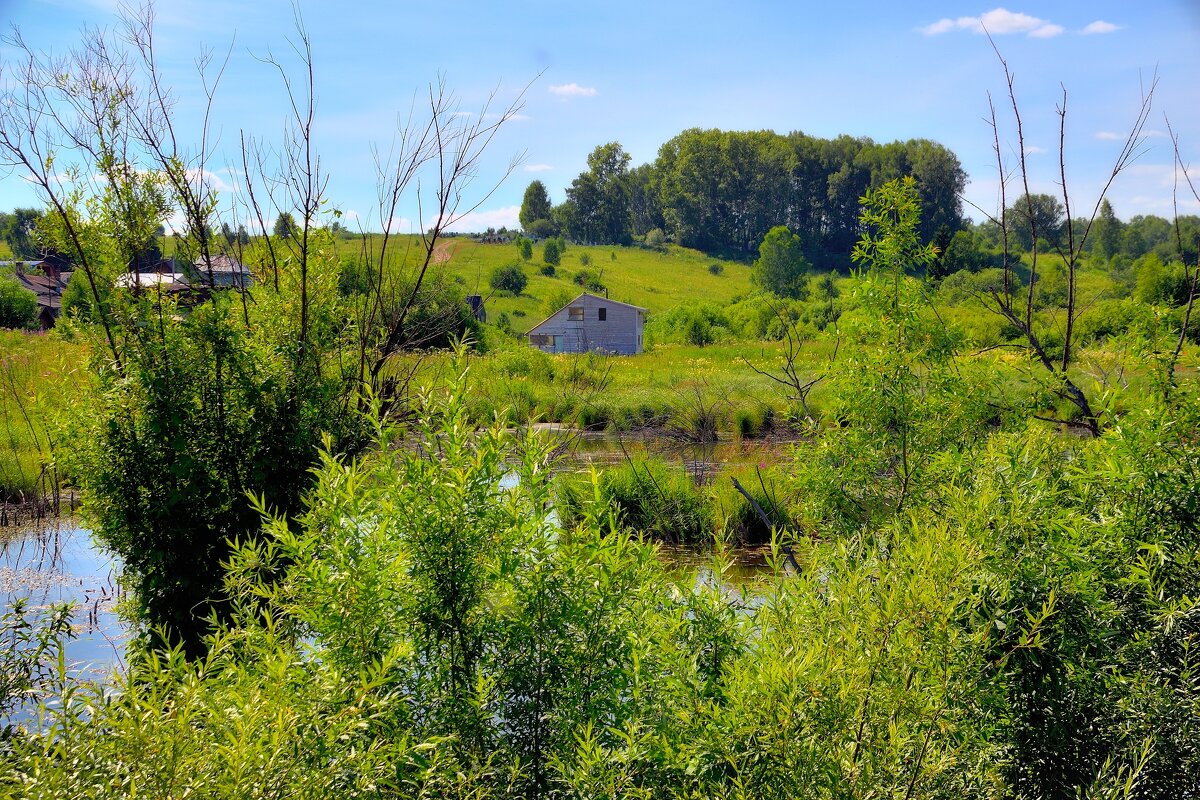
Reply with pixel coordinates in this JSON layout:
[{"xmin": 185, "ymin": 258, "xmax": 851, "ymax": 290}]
[{"xmin": 527, "ymin": 292, "xmax": 646, "ymax": 355}]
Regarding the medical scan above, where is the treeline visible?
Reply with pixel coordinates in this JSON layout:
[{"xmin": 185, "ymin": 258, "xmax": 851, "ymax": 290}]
[
  {"xmin": 935, "ymin": 197, "xmax": 1200, "ymax": 278},
  {"xmin": 520, "ymin": 129, "xmax": 966, "ymax": 264}
]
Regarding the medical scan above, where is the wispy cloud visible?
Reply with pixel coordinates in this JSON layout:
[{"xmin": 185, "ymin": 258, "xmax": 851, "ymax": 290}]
[
  {"xmin": 1029, "ymin": 24, "xmax": 1064, "ymax": 38},
  {"xmin": 1024, "ymin": 145, "xmax": 1046, "ymax": 155},
  {"xmin": 548, "ymin": 83, "xmax": 597, "ymax": 98},
  {"xmin": 483, "ymin": 112, "xmax": 530, "ymax": 122},
  {"xmin": 1094, "ymin": 130, "xmax": 1163, "ymax": 141},
  {"xmin": 523, "ymin": 164, "xmax": 552, "ymax": 173},
  {"xmin": 1081, "ymin": 20, "xmax": 1120, "ymax": 35},
  {"xmin": 920, "ymin": 8, "xmax": 1064, "ymax": 38}
]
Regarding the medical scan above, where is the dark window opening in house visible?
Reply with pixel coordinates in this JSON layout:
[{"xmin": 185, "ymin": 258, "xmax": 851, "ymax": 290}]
[
  {"xmin": 598, "ymin": 307, "xmax": 607, "ymax": 321},
  {"xmin": 568, "ymin": 306, "xmax": 584, "ymax": 321}
]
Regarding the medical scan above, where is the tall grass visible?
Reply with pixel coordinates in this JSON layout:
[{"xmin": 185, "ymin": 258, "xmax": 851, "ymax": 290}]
[{"xmin": 0, "ymin": 331, "xmax": 86, "ymax": 507}]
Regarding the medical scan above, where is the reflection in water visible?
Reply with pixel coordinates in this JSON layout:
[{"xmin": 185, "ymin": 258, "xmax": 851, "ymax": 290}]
[
  {"xmin": 0, "ymin": 520, "xmax": 127, "ymax": 681},
  {"xmin": 552, "ymin": 429, "xmax": 794, "ymax": 484}
]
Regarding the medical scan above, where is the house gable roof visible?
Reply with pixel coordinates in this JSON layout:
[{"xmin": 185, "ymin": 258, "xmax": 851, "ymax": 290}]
[{"xmin": 526, "ymin": 292, "xmax": 647, "ymax": 336}]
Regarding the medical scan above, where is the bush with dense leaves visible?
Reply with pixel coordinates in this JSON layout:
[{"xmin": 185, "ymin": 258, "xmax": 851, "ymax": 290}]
[{"xmin": 489, "ymin": 261, "xmax": 527, "ymax": 295}]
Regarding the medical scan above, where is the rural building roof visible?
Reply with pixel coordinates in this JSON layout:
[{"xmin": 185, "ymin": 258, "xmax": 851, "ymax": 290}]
[
  {"xmin": 116, "ymin": 272, "xmax": 190, "ymax": 289},
  {"xmin": 198, "ymin": 254, "xmax": 250, "ymax": 273},
  {"xmin": 15, "ymin": 273, "xmax": 64, "ymax": 293},
  {"xmin": 526, "ymin": 291, "xmax": 647, "ymax": 335}
]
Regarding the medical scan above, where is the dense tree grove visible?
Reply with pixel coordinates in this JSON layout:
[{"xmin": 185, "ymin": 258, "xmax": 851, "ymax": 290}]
[{"xmin": 546, "ymin": 129, "xmax": 967, "ymax": 264}]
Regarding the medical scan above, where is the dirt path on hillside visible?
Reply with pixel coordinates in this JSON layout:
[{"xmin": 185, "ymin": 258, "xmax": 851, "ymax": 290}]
[{"xmin": 432, "ymin": 241, "xmax": 453, "ymax": 264}]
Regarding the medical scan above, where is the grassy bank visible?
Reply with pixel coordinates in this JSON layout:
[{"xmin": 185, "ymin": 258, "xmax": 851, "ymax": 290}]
[{"xmin": 0, "ymin": 331, "xmax": 86, "ymax": 503}]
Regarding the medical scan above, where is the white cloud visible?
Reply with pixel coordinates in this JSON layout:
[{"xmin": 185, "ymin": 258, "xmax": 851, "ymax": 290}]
[
  {"xmin": 920, "ymin": 18, "xmax": 956, "ymax": 35},
  {"xmin": 920, "ymin": 8, "xmax": 1062, "ymax": 38},
  {"xmin": 184, "ymin": 168, "xmax": 237, "ymax": 195},
  {"xmin": 979, "ymin": 8, "xmax": 1047, "ymax": 34},
  {"xmin": 444, "ymin": 205, "xmax": 520, "ymax": 233},
  {"xmin": 548, "ymin": 83, "xmax": 597, "ymax": 98},
  {"xmin": 483, "ymin": 112, "xmax": 530, "ymax": 122},
  {"xmin": 523, "ymin": 164, "xmax": 552, "ymax": 173},
  {"xmin": 1081, "ymin": 20, "xmax": 1120, "ymax": 35},
  {"xmin": 1024, "ymin": 145, "xmax": 1046, "ymax": 155},
  {"xmin": 1029, "ymin": 24, "xmax": 1064, "ymax": 38},
  {"xmin": 385, "ymin": 215, "xmax": 413, "ymax": 232},
  {"xmin": 1095, "ymin": 131, "xmax": 1121, "ymax": 141}
]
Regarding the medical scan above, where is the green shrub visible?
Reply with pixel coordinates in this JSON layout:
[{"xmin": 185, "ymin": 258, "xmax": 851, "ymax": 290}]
[
  {"xmin": 0, "ymin": 274, "xmax": 37, "ymax": 329},
  {"xmin": 489, "ymin": 261, "xmax": 528, "ymax": 295},
  {"xmin": 559, "ymin": 457, "xmax": 711, "ymax": 544},
  {"xmin": 573, "ymin": 269, "xmax": 605, "ymax": 292},
  {"xmin": 543, "ymin": 238, "xmax": 561, "ymax": 266}
]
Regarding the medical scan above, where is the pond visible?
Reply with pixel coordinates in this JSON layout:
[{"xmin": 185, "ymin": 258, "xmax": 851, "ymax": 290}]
[
  {"xmin": 1, "ymin": 519, "xmax": 127, "ymax": 681},
  {"xmin": 1, "ymin": 434, "xmax": 792, "ymax": 695},
  {"xmin": 536, "ymin": 424, "xmax": 799, "ymax": 484}
]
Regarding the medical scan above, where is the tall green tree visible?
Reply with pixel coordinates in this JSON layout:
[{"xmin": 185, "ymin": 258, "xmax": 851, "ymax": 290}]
[
  {"xmin": 752, "ymin": 225, "xmax": 810, "ymax": 299},
  {"xmin": 1008, "ymin": 193, "xmax": 1065, "ymax": 251},
  {"xmin": 273, "ymin": 212, "xmax": 298, "ymax": 240},
  {"xmin": 519, "ymin": 180, "xmax": 553, "ymax": 232},
  {"xmin": 1090, "ymin": 199, "xmax": 1123, "ymax": 263},
  {"xmin": 562, "ymin": 142, "xmax": 633, "ymax": 245}
]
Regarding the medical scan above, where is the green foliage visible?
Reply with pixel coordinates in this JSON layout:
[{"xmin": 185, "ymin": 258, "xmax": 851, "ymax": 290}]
[
  {"xmin": 337, "ymin": 255, "xmax": 373, "ymax": 296},
  {"xmin": 488, "ymin": 261, "xmax": 527, "ymax": 295},
  {"xmin": 560, "ymin": 142, "xmax": 633, "ymax": 245},
  {"xmin": 518, "ymin": 237, "xmax": 533, "ymax": 261},
  {"xmin": 0, "ymin": 274, "xmax": 37, "ymax": 329},
  {"xmin": 1134, "ymin": 253, "xmax": 1191, "ymax": 305},
  {"xmin": 526, "ymin": 218, "xmax": 557, "ymax": 239},
  {"xmin": 0, "ymin": 208, "xmax": 44, "ymax": 260},
  {"xmin": 542, "ymin": 286, "xmax": 574, "ymax": 317},
  {"xmin": 0, "ymin": 600, "xmax": 72, "ymax": 730},
  {"xmin": 644, "ymin": 227, "xmax": 667, "ymax": 251},
  {"xmin": 60, "ymin": 268, "xmax": 110, "ymax": 323},
  {"xmin": 7, "ymin": 348, "xmax": 1200, "ymax": 797},
  {"xmin": 752, "ymin": 225, "xmax": 811, "ymax": 299},
  {"xmin": 573, "ymin": 268, "xmax": 605, "ymax": 292},
  {"xmin": 272, "ymin": 211, "xmax": 297, "ymax": 239},
  {"xmin": 519, "ymin": 179, "xmax": 554, "ymax": 232},
  {"xmin": 67, "ymin": 290, "xmax": 351, "ymax": 656},
  {"xmin": 652, "ymin": 128, "xmax": 965, "ymax": 259},
  {"xmin": 557, "ymin": 456, "xmax": 711, "ymax": 544},
  {"xmin": 1008, "ymin": 192, "xmax": 1065, "ymax": 251},
  {"xmin": 707, "ymin": 262, "xmax": 723, "ymax": 275},
  {"xmin": 542, "ymin": 238, "xmax": 561, "ymax": 266}
]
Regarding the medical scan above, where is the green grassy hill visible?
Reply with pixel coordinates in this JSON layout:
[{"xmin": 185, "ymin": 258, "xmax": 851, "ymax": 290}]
[{"xmin": 341, "ymin": 236, "xmax": 753, "ymax": 333}]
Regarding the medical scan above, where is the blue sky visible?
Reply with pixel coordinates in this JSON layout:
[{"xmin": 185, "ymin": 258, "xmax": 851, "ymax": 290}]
[{"xmin": 1, "ymin": 0, "xmax": 1198, "ymax": 232}]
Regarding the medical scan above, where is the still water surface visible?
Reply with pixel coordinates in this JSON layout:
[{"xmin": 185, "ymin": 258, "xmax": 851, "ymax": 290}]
[{"xmin": 1, "ymin": 520, "xmax": 127, "ymax": 679}]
